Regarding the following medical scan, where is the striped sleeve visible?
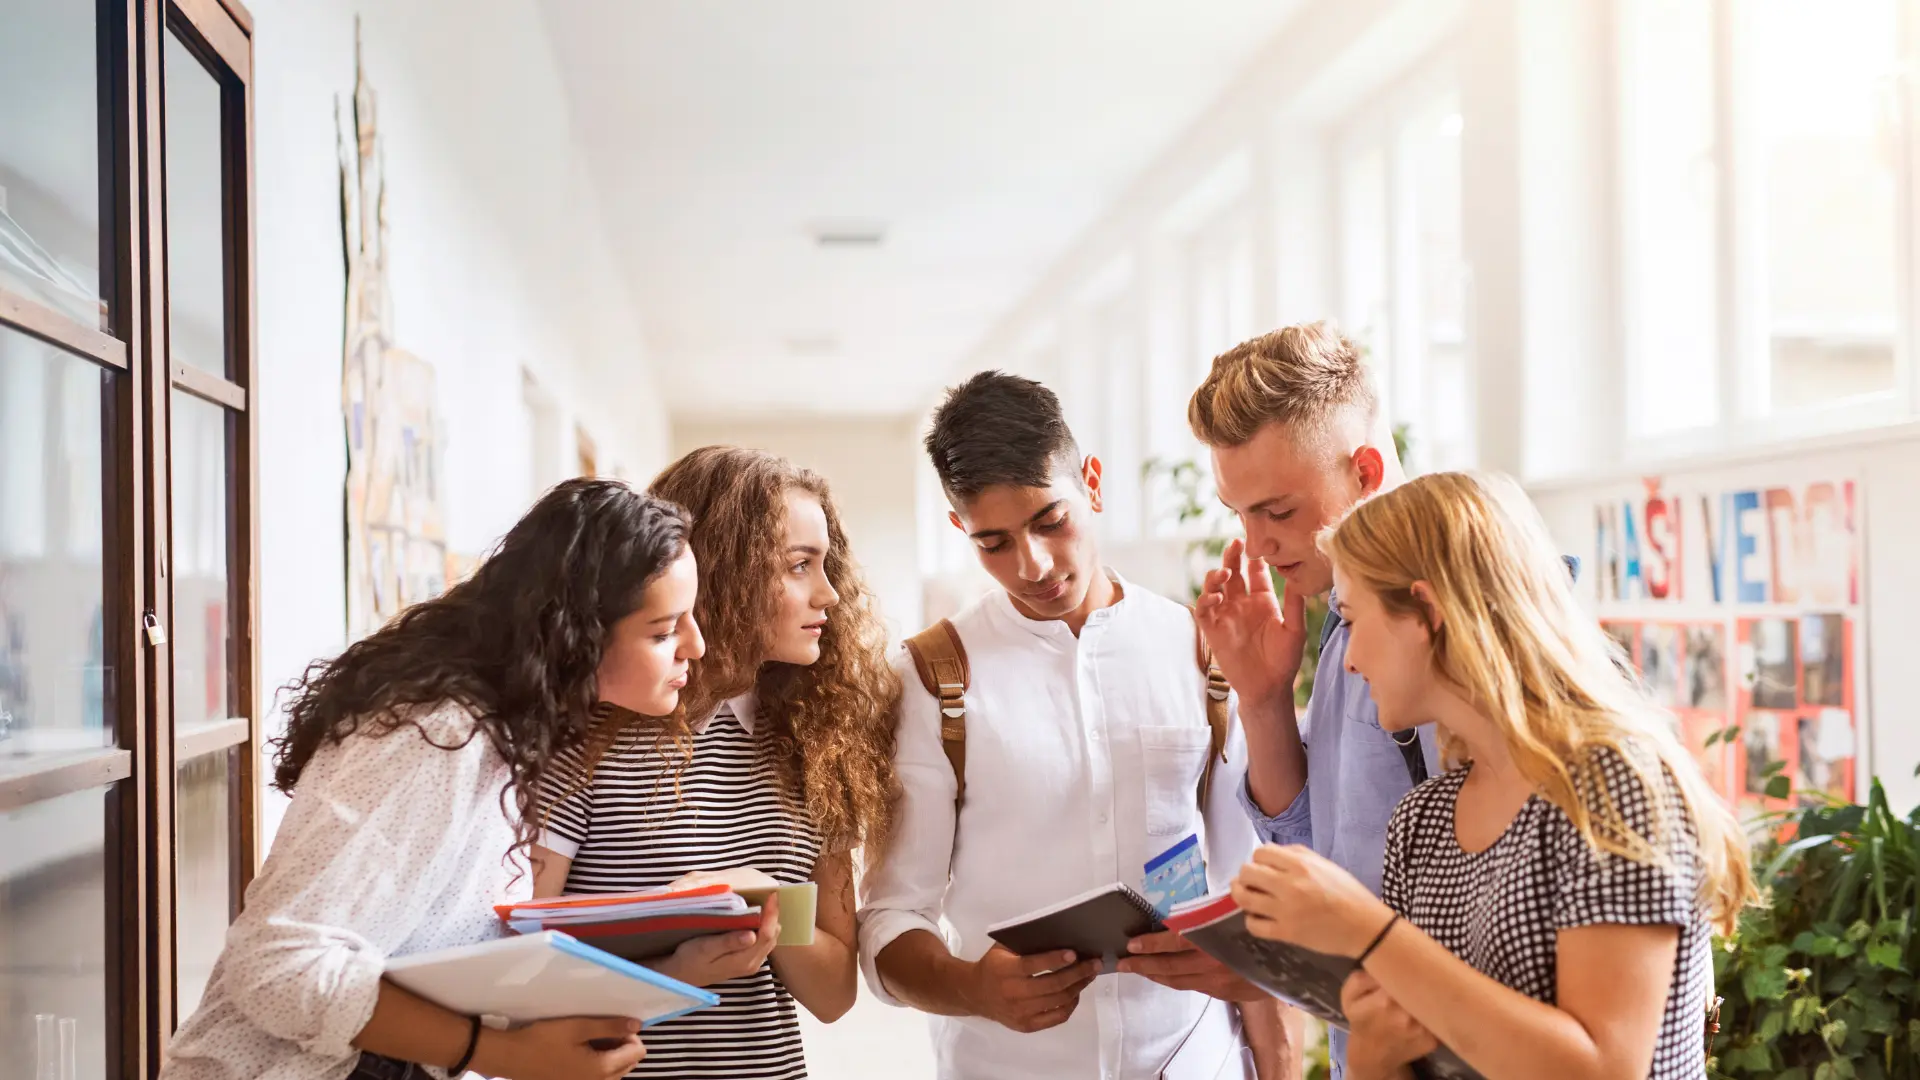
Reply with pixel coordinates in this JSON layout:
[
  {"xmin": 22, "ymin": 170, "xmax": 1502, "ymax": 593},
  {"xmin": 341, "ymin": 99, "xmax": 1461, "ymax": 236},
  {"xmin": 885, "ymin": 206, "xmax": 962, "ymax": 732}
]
[{"xmin": 535, "ymin": 744, "xmax": 594, "ymax": 859}]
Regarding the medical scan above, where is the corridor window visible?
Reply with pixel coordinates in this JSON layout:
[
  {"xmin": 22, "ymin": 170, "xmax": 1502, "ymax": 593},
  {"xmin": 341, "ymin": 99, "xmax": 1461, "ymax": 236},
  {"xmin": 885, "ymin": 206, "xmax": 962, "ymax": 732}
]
[
  {"xmin": 1332, "ymin": 69, "xmax": 1472, "ymax": 474},
  {"xmin": 1394, "ymin": 97, "xmax": 1471, "ymax": 471},
  {"xmin": 1619, "ymin": 0, "xmax": 1720, "ymax": 436},
  {"xmin": 1187, "ymin": 205, "xmax": 1256, "ymax": 376},
  {"xmin": 1750, "ymin": 0, "xmax": 1901, "ymax": 411},
  {"xmin": 1337, "ymin": 144, "xmax": 1389, "ymax": 376},
  {"xmin": 1621, "ymin": 0, "xmax": 1914, "ymax": 446}
]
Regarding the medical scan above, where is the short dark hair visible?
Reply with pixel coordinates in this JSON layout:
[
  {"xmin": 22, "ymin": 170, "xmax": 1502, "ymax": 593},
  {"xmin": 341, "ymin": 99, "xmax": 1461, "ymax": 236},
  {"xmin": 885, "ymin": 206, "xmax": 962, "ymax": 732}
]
[{"xmin": 924, "ymin": 370, "xmax": 1082, "ymax": 500}]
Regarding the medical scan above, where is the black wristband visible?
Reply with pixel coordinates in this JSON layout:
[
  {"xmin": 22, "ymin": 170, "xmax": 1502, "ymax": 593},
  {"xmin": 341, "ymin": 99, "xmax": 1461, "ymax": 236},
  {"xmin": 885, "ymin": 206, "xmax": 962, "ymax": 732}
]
[
  {"xmin": 1356, "ymin": 912, "xmax": 1401, "ymax": 968},
  {"xmin": 448, "ymin": 1015, "xmax": 482, "ymax": 1076}
]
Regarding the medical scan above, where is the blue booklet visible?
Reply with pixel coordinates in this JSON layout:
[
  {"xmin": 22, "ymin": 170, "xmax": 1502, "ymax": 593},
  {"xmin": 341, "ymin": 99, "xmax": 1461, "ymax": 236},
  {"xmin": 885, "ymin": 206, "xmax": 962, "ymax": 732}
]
[{"xmin": 1142, "ymin": 833, "xmax": 1209, "ymax": 917}]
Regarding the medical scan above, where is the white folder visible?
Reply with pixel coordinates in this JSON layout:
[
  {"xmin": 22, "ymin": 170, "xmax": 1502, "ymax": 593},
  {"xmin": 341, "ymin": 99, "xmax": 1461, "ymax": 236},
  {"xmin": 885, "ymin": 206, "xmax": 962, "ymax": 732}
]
[{"xmin": 383, "ymin": 930, "xmax": 718, "ymax": 1028}]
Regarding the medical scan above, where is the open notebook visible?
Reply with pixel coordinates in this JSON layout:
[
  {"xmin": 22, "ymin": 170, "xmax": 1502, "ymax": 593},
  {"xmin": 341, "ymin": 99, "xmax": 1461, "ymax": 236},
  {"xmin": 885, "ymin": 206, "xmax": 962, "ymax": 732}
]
[
  {"xmin": 986, "ymin": 883, "xmax": 1165, "ymax": 973},
  {"xmin": 1166, "ymin": 895, "xmax": 1485, "ymax": 1080},
  {"xmin": 384, "ymin": 931, "xmax": 718, "ymax": 1027}
]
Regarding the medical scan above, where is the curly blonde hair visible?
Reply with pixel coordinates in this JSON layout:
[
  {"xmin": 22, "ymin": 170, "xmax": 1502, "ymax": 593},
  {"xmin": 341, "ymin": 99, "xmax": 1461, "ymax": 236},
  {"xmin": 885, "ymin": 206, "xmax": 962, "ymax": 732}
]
[{"xmin": 637, "ymin": 446, "xmax": 901, "ymax": 856}]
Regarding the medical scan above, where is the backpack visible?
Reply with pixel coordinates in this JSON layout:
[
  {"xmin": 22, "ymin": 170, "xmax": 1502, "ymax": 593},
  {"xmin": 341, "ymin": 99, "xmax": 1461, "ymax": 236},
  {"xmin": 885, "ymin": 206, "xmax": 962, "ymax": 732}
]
[{"xmin": 902, "ymin": 608, "xmax": 1232, "ymax": 810}]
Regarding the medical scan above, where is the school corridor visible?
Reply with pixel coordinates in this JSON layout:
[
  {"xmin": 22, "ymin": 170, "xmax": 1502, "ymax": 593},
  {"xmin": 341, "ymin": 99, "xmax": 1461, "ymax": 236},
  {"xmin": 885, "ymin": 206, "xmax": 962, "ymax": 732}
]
[{"xmin": 4, "ymin": 0, "xmax": 1918, "ymax": 1077}]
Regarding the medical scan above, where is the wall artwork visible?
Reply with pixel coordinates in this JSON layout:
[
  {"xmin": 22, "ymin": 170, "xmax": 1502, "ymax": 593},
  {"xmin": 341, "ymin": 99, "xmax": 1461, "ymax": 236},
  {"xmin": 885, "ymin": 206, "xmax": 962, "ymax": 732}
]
[
  {"xmin": 339, "ymin": 28, "xmax": 449, "ymax": 641},
  {"xmin": 1593, "ymin": 474, "xmax": 1866, "ymax": 813}
]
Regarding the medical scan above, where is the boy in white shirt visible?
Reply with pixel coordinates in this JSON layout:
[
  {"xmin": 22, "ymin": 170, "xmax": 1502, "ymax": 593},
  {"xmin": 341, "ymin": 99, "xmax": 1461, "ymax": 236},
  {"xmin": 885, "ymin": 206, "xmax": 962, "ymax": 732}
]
[{"xmin": 857, "ymin": 372, "xmax": 1297, "ymax": 1080}]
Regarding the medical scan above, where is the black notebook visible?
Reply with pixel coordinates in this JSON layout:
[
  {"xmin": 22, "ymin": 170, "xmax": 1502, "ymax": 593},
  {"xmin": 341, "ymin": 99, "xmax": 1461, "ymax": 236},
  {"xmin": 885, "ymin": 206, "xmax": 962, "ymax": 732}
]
[
  {"xmin": 986, "ymin": 883, "xmax": 1165, "ymax": 973},
  {"xmin": 1166, "ymin": 895, "xmax": 1485, "ymax": 1080}
]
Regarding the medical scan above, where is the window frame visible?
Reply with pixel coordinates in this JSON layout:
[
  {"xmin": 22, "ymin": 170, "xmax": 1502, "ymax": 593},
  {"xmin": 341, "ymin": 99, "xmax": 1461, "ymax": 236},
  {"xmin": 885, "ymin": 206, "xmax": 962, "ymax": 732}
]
[
  {"xmin": 0, "ymin": 0, "xmax": 259, "ymax": 1070},
  {"xmin": 153, "ymin": 0, "xmax": 260, "ymax": 1045}
]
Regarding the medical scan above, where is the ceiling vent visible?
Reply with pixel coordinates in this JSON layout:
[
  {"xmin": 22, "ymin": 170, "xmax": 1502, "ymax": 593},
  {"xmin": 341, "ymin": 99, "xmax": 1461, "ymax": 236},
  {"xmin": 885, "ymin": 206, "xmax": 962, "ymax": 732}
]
[{"xmin": 809, "ymin": 219, "xmax": 887, "ymax": 248}]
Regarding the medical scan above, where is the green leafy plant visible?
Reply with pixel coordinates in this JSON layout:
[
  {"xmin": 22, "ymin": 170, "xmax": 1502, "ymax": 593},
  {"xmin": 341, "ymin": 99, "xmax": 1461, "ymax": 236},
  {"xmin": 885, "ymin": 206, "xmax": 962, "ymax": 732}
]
[
  {"xmin": 1140, "ymin": 425, "xmax": 1410, "ymax": 708},
  {"xmin": 1708, "ymin": 778, "xmax": 1920, "ymax": 1080},
  {"xmin": 1303, "ymin": 1019, "xmax": 1332, "ymax": 1080}
]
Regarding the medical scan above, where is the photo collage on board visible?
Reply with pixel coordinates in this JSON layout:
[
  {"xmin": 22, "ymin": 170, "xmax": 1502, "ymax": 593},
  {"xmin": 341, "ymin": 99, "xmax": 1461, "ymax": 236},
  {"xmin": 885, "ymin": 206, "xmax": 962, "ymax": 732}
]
[
  {"xmin": 1594, "ymin": 475, "xmax": 1864, "ymax": 813},
  {"xmin": 1603, "ymin": 620, "xmax": 1734, "ymax": 801},
  {"xmin": 1604, "ymin": 615, "xmax": 1856, "ymax": 812},
  {"xmin": 1735, "ymin": 614, "xmax": 1855, "ymax": 809}
]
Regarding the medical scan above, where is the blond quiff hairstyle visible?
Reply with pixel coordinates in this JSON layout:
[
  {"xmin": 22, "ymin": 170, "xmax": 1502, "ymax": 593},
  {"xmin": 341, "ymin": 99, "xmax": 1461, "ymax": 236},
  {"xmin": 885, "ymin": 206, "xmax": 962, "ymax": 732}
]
[
  {"xmin": 1322, "ymin": 472, "xmax": 1756, "ymax": 936},
  {"xmin": 1188, "ymin": 321, "xmax": 1378, "ymax": 448}
]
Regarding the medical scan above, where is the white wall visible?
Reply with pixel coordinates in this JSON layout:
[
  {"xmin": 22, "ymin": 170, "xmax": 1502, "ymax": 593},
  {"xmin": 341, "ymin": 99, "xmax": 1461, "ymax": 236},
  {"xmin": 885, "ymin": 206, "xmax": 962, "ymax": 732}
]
[
  {"xmin": 668, "ymin": 417, "xmax": 924, "ymax": 642},
  {"xmin": 249, "ymin": 0, "xmax": 668, "ymax": 843}
]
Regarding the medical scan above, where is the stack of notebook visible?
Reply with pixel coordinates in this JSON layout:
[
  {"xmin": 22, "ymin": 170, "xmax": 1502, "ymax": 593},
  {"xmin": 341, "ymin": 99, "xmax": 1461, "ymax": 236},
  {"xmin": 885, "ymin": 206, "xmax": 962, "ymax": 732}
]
[{"xmin": 497, "ymin": 868, "xmax": 817, "ymax": 962}]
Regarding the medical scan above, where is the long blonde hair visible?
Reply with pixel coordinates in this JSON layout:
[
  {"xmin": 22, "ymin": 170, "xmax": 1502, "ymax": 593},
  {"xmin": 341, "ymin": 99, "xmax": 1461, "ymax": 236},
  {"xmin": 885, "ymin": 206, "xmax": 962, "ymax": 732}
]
[{"xmin": 1322, "ymin": 472, "xmax": 1754, "ymax": 934}]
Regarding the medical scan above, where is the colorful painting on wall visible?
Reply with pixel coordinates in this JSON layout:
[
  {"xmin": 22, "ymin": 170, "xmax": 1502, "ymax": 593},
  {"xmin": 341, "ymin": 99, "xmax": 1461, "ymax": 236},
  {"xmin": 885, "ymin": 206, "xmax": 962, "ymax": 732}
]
[
  {"xmin": 1592, "ymin": 474, "xmax": 1865, "ymax": 813},
  {"xmin": 339, "ymin": 28, "xmax": 448, "ymax": 641}
]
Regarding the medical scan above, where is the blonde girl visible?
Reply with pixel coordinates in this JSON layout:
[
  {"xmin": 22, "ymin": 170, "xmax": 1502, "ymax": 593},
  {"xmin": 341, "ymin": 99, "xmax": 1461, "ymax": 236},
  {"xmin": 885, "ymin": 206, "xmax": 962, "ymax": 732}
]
[{"xmin": 1229, "ymin": 472, "xmax": 1753, "ymax": 1080}]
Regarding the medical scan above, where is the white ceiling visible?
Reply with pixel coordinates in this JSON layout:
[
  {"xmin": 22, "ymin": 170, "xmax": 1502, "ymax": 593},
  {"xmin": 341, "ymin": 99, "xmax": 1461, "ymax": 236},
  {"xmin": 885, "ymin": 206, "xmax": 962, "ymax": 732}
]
[{"xmin": 539, "ymin": 0, "xmax": 1304, "ymax": 421}]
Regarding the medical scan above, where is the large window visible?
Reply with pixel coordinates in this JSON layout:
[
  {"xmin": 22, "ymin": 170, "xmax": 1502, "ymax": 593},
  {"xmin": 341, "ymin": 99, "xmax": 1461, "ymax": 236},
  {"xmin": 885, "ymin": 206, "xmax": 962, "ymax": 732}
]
[
  {"xmin": 1334, "ymin": 67, "xmax": 1472, "ymax": 474},
  {"xmin": 1622, "ymin": 0, "xmax": 1914, "ymax": 446},
  {"xmin": 0, "ymin": 0, "xmax": 259, "ymax": 1072}
]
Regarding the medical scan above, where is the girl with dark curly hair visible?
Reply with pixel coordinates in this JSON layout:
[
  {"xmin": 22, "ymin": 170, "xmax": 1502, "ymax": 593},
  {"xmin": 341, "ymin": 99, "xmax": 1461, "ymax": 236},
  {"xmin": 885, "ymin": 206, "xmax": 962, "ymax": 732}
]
[
  {"xmin": 531, "ymin": 446, "xmax": 900, "ymax": 1080},
  {"xmin": 163, "ymin": 479, "xmax": 704, "ymax": 1080}
]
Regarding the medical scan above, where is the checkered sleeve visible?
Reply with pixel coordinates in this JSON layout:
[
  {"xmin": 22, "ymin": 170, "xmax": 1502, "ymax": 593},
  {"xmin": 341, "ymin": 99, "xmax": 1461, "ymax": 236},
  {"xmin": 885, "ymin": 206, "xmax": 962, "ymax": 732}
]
[
  {"xmin": 1550, "ymin": 746, "xmax": 1700, "ymax": 931},
  {"xmin": 1381, "ymin": 788, "xmax": 1421, "ymax": 916}
]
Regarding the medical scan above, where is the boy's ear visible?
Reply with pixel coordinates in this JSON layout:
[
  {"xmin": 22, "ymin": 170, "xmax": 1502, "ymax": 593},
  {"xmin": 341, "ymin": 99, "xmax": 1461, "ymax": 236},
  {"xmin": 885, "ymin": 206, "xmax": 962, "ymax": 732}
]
[
  {"xmin": 948, "ymin": 510, "xmax": 965, "ymax": 532},
  {"xmin": 1083, "ymin": 455, "xmax": 1104, "ymax": 513},
  {"xmin": 1353, "ymin": 444, "xmax": 1386, "ymax": 498}
]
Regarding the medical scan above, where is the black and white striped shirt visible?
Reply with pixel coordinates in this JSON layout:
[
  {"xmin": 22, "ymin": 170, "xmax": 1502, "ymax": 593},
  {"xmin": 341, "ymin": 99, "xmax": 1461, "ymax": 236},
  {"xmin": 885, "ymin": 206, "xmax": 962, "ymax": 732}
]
[{"xmin": 540, "ymin": 696, "xmax": 822, "ymax": 1080}]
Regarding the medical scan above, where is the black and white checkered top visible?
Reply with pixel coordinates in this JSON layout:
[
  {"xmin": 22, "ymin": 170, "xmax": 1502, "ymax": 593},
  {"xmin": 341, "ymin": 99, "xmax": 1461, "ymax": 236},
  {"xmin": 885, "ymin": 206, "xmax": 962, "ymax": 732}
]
[{"xmin": 1381, "ymin": 743, "xmax": 1711, "ymax": 1079}]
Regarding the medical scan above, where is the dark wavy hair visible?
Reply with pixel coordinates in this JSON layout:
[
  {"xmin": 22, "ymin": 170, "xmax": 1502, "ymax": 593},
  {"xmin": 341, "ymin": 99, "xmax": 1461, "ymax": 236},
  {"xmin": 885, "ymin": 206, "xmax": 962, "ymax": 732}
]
[
  {"xmin": 633, "ymin": 446, "xmax": 900, "ymax": 856},
  {"xmin": 270, "ymin": 478, "xmax": 692, "ymax": 854}
]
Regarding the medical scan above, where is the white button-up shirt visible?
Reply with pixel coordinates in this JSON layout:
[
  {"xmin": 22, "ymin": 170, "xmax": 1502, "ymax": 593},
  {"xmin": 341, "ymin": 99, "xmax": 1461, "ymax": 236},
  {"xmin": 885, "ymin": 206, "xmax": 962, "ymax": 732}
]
[{"xmin": 858, "ymin": 574, "xmax": 1258, "ymax": 1080}]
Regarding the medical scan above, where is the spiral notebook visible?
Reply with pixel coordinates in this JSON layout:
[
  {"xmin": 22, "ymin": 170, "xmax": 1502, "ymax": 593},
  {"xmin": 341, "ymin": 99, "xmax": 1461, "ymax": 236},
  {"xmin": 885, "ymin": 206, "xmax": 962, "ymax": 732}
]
[{"xmin": 986, "ymin": 883, "xmax": 1166, "ymax": 973}]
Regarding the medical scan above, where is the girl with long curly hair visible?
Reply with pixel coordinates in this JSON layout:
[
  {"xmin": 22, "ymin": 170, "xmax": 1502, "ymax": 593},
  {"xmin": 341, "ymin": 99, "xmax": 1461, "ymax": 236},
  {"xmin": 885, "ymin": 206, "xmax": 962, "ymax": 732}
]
[
  {"xmin": 164, "ymin": 480, "xmax": 703, "ymax": 1080},
  {"xmin": 531, "ymin": 446, "xmax": 900, "ymax": 1080}
]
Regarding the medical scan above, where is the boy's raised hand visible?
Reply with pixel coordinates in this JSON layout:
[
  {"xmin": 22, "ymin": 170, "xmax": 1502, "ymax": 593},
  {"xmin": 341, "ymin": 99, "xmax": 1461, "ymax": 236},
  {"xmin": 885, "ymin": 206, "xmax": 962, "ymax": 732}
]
[{"xmin": 1195, "ymin": 538, "xmax": 1310, "ymax": 708}]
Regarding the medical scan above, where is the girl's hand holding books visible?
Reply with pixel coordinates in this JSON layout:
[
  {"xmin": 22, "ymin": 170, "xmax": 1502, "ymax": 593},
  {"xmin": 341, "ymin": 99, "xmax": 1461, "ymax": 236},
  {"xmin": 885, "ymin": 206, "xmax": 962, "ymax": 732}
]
[
  {"xmin": 1340, "ymin": 971, "xmax": 1436, "ymax": 1080},
  {"xmin": 650, "ymin": 893, "xmax": 783, "ymax": 987},
  {"xmin": 1230, "ymin": 844, "xmax": 1394, "ymax": 958},
  {"xmin": 475, "ymin": 1017, "xmax": 646, "ymax": 1080}
]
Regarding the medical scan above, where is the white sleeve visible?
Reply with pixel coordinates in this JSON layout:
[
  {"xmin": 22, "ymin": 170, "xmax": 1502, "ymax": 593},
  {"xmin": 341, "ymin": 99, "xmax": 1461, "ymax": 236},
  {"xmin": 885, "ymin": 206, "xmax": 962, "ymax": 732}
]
[
  {"xmin": 856, "ymin": 650, "xmax": 958, "ymax": 1008},
  {"xmin": 218, "ymin": 708, "xmax": 503, "ymax": 1057},
  {"xmin": 1202, "ymin": 691, "xmax": 1260, "ymax": 895}
]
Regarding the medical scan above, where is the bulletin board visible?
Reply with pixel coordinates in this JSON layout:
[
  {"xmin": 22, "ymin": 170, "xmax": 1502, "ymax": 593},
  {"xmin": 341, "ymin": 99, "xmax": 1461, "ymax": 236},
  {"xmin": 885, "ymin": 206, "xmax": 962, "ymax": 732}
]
[{"xmin": 1593, "ymin": 476, "xmax": 1865, "ymax": 812}]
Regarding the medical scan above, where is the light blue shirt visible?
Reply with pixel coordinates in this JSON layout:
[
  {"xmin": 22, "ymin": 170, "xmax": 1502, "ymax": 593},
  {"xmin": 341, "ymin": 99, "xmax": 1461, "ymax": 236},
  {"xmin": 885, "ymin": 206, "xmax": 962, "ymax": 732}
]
[{"xmin": 1236, "ymin": 600, "xmax": 1438, "ymax": 1079}]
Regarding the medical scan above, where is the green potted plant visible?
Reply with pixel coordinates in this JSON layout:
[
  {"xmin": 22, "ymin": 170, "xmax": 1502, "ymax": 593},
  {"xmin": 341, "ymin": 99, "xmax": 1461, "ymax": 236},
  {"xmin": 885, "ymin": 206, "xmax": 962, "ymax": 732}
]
[{"xmin": 1708, "ymin": 772, "xmax": 1919, "ymax": 1080}]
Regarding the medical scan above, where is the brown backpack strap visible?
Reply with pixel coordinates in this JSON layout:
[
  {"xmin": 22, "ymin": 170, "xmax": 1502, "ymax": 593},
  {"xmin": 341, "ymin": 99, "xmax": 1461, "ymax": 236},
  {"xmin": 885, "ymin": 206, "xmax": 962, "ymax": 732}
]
[
  {"xmin": 904, "ymin": 619, "xmax": 970, "ymax": 808},
  {"xmin": 1191, "ymin": 606, "xmax": 1232, "ymax": 806}
]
